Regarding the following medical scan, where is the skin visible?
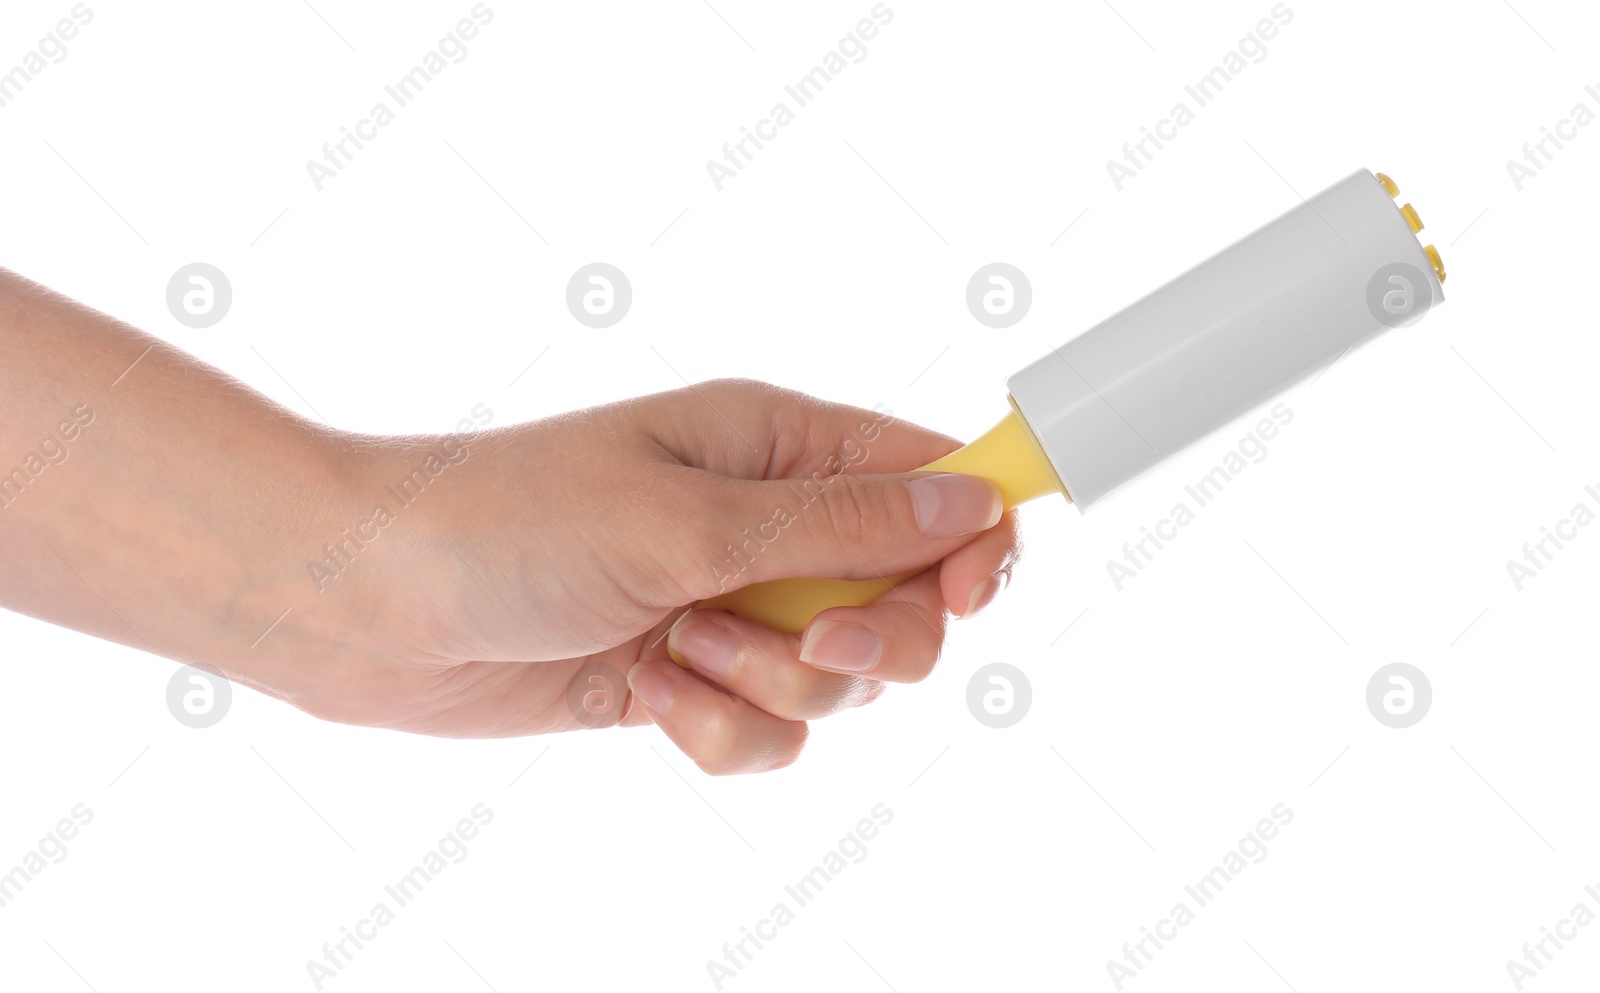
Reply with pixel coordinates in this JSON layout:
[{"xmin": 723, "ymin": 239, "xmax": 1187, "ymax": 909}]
[{"xmin": 0, "ymin": 267, "xmax": 1021, "ymax": 774}]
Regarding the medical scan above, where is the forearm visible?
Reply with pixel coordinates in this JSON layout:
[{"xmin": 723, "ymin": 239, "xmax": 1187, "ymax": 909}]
[{"xmin": 0, "ymin": 268, "xmax": 352, "ymax": 691}]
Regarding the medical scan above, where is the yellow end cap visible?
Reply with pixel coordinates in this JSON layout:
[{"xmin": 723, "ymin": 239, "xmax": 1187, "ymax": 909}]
[
  {"xmin": 1400, "ymin": 202, "xmax": 1424, "ymax": 232},
  {"xmin": 1424, "ymin": 244, "xmax": 1446, "ymax": 283},
  {"xmin": 1375, "ymin": 172, "xmax": 1400, "ymax": 197}
]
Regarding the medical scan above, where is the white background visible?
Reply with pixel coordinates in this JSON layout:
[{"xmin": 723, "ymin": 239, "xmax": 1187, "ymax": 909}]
[{"xmin": 2, "ymin": 1, "xmax": 1597, "ymax": 990}]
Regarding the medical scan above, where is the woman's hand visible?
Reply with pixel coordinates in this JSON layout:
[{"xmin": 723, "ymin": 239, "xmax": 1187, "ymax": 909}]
[
  {"xmin": 0, "ymin": 268, "xmax": 1020, "ymax": 774},
  {"xmin": 310, "ymin": 379, "xmax": 1022, "ymax": 772}
]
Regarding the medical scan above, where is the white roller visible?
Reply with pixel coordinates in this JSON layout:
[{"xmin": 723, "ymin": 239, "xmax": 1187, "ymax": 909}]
[{"xmin": 1008, "ymin": 168, "xmax": 1443, "ymax": 511}]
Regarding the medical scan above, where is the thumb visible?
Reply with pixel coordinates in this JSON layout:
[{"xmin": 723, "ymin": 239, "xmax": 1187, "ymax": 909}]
[{"xmin": 712, "ymin": 470, "xmax": 1003, "ymax": 587}]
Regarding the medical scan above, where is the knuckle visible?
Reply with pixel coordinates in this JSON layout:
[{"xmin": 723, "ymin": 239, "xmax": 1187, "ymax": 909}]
[
  {"xmin": 700, "ymin": 376, "xmax": 764, "ymax": 403},
  {"xmin": 696, "ymin": 756, "xmax": 747, "ymax": 777},
  {"xmin": 764, "ymin": 722, "xmax": 809, "ymax": 772},
  {"xmin": 817, "ymin": 472, "xmax": 888, "ymax": 547},
  {"xmin": 900, "ymin": 635, "xmax": 944, "ymax": 683},
  {"xmin": 664, "ymin": 479, "xmax": 755, "ymax": 603},
  {"xmin": 675, "ymin": 551, "xmax": 742, "ymax": 604},
  {"xmin": 763, "ymin": 663, "xmax": 821, "ymax": 721},
  {"xmin": 905, "ymin": 648, "xmax": 942, "ymax": 683},
  {"xmin": 687, "ymin": 700, "xmax": 741, "ymax": 769},
  {"xmin": 802, "ymin": 673, "xmax": 878, "ymax": 718}
]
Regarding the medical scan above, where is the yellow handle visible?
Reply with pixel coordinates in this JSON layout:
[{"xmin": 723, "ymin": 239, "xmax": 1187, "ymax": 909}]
[{"xmin": 689, "ymin": 403, "xmax": 1067, "ymax": 637}]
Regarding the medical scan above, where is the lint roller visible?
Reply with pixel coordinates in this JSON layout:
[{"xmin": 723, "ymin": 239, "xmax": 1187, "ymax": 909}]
[{"xmin": 696, "ymin": 168, "xmax": 1446, "ymax": 636}]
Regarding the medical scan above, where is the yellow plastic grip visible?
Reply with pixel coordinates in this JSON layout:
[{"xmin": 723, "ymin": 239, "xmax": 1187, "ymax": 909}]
[{"xmin": 685, "ymin": 401, "xmax": 1067, "ymax": 640}]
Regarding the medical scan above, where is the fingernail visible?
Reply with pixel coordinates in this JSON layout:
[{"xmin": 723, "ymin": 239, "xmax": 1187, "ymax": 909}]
[
  {"xmin": 962, "ymin": 570, "xmax": 1010, "ymax": 618},
  {"xmin": 907, "ymin": 473, "xmax": 1003, "ymax": 537},
  {"xmin": 627, "ymin": 661, "xmax": 677, "ymax": 713},
  {"xmin": 668, "ymin": 612, "xmax": 738, "ymax": 679},
  {"xmin": 798, "ymin": 619, "xmax": 882, "ymax": 673}
]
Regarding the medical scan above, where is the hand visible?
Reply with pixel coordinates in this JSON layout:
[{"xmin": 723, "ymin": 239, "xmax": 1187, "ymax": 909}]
[
  {"xmin": 302, "ymin": 379, "xmax": 1022, "ymax": 772},
  {"xmin": 0, "ymin": 268, "xmax": 1020, "ymax": 774}
]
